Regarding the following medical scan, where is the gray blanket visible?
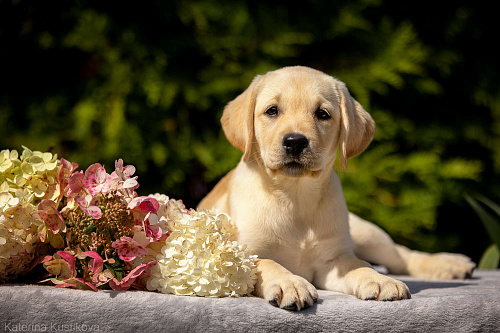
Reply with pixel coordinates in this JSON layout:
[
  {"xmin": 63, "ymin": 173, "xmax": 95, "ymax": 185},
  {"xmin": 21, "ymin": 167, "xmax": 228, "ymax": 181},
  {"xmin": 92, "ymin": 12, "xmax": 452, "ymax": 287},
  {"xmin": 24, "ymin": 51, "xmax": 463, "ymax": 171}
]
[{"xmin": 1, "ymin": 270, "xmax": 499, "ymax": 333}]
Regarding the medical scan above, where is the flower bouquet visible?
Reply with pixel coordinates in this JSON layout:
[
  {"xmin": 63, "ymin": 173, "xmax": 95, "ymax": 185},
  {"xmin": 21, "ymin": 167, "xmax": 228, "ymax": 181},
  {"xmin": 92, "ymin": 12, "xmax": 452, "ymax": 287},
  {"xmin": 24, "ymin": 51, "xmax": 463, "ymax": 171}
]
[{"xmin": 0, "ymin": 147, "xmax": 257, "ymax": 298}]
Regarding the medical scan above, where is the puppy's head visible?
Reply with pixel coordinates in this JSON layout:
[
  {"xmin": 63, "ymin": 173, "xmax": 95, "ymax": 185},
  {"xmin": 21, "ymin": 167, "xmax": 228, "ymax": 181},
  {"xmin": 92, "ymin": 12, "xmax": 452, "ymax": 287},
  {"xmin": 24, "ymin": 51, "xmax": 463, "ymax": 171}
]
[{"xmin": 221, "ymin": 66, "xmax": 375, "ymax": 177}]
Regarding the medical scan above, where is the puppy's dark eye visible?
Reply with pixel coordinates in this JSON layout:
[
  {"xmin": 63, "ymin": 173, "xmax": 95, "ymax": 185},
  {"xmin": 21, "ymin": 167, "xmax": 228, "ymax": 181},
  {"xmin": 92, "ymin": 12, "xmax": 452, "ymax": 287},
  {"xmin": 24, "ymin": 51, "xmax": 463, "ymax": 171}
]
[
  {"xmin": 265, "ymin": 106, "xmax": 279, "ymax": 117},
  {"xmin": 315, "ymin": 109, "xmax": 331, "ymax": 120}
]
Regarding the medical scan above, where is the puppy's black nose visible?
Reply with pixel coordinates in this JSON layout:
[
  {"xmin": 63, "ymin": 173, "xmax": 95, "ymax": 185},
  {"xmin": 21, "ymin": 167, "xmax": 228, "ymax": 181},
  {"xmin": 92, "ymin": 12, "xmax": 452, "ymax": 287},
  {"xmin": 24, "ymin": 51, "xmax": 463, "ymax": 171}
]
[{"xmin": 282, "ymin": 133, "xmax": 309, "ymax": 156}]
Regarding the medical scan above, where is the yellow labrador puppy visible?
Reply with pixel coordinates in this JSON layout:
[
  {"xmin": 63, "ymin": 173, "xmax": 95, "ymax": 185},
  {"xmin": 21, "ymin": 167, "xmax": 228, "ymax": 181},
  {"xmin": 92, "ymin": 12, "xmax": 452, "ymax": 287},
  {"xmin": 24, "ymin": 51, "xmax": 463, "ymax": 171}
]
[{"xmin": 198, "ymin": 66, "xmax": 474, "ymax": 310}]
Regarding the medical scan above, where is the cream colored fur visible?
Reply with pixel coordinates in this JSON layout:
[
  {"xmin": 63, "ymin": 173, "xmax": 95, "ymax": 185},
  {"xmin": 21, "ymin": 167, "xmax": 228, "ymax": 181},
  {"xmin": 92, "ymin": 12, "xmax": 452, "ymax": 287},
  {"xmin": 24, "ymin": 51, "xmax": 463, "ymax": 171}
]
[{"xmin": 198, "ymin": 66, "xmax": 474, "ymax": 310}]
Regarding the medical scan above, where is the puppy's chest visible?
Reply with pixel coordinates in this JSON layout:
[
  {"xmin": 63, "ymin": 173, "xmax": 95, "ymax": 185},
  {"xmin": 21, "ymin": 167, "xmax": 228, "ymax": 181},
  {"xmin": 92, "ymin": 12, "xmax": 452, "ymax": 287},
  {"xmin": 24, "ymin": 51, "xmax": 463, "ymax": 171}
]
[
  {"xmin": 238, "ymin": 201, "xmax": 335, "ymax": 267},
  {"xmin": 262, "ymin": 215, "xmax": 331, "ymax": 280}
]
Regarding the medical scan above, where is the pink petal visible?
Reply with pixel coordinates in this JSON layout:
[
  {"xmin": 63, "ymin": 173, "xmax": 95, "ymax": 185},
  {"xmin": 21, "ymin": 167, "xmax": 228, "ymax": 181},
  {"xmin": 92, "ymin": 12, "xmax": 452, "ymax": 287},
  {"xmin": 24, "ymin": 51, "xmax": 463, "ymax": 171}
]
[
  {"xmin": 68, "ymin": 172, "xmax": 84, "ymax": 194},
  {"xmin": 87, "ymin": 206, "xmax": 102, "ymax": 219},
  {"xmin": 57, "ymin": 251, "xmax": 76, "ymax": 278},
  {"xmin": 84, "ymin": 163, "xmax": 102, "ymax": 177},
  {"xmin": 58, "ymin": 158, "xmax": 78, "ymax": 184},
  {"xmin": 122, "ymin": 178, "xmax": 138, "ymax": 189},
  {"xmin": 83, "ymin": 176, "xmax": 100, "ymax": 195},
  {"xmin": 74, "ymin": 195, "xmax": 101, "ymax": 219},
  {"xmin": 128, "ymin": 197, "xmax": 159, "ymax": 213},
  {"xmin": 84, "ymin": 251, "xmax": 104, "ymax": 274},
  {"xmin": 38, "ymin": 199, "xmax": 56, "ymax": 211},
  {"xmin": 61, "ymin": 158, "xmax": 78, "ymax": 173},
  {"xmin": 109, "ymin": 261, "xmax": 156, "ymax": 291},
  {"xmin": 112, "ymin": 237, "xmax": 148, "ymax": 262},
  {"xmin": 74, "ymin": 195, "xmax": 88, "ymax": 209},
  {"xmin": 37, "ymin": 207, "xmax": 66, "ymax": 233},
  {"xmin": 57, "ymin": 251, "xmax": 76, "ymax": 266},
  {"xmin": 89, "ymin": 196, "xmax": 100, "ymax": 206},
  {"xmin": 95, "ymin": 167, "xmax": 107, "ymax": 183},
  {"xmin": 145, "ymin": 224, "xmax": 162, "ymax": 241},
  {"xmin": 115, "ymin": 159, "xmax": 124, "ymax": 173},
  {"xmin": 84, "ymin": 251, "xmax": 104, "ymax": 283},
  {"xmin": 73, "ymin": 278, "xmax": 98, "ymax": 291},
  {"xmin": 122, "ymin": 165, "xmax": 136, "ymax": 178},
  {"xmin": 128, "ymin": 197, "xmax": 159, "ymax": 224},
  {"xmin": 83, "ymin": 163, "xmax": 111, "ymax": 194}
]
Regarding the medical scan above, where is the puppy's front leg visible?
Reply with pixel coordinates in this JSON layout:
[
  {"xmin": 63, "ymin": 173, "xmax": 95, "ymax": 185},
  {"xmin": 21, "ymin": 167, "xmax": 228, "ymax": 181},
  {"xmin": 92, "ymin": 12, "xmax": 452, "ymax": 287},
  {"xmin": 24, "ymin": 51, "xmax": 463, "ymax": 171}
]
[
  {"xmin": 316, "ymin": 254, "xmax": 411, "ymax": 301},
  {"xmin": 254, "ymin": 259, "xmax": 318, "ymax": 311}
]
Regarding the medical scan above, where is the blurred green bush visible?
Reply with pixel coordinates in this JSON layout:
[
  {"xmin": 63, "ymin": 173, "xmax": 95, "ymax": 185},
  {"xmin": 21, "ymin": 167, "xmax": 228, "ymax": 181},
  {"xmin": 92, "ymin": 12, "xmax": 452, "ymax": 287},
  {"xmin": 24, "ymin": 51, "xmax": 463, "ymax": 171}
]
[{"xmin": 1, "ymin": 0, "xmax": 498, "ymax": 261}]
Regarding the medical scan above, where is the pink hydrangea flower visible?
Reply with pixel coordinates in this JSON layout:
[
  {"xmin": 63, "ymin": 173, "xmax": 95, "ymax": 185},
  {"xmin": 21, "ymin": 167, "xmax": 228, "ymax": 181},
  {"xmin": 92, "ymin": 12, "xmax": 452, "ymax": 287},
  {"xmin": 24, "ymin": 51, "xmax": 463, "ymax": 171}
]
[
  {"xmin": 144, "ymin": 213, "xmax": 163, "ymax": 241},
  {"xmin": 56, "ymin": 158, "xmax": 79, "ymax": 200},
  {"xmin": 59, "ymin": 158, "xmax": 79, "ymax": 181},
  {"xmin": 127, "ymin": 196, "xmax": 162, "ymax": 240},
  {"xmin": 112, "ymin": 236, "xmax": 148, "ymax": 262},
  {"xmin": 128, "ymin": 196, "xmax": 159, "ymax": 224},
  {"xmin": 36, "ymin": 199, "xmax": 66, "ymax": 234},
  {"xmin": 110, "ymin": 159, "xmax": 138, "ymax": 191},
  {"xmin": 43, "ymin": 259, "xmax": 73, "ymax": 279},
  {"xmin": 42, "ymin": 251, "xmax": 76, "ymax": 279},
  {"xmin": 83, "ymin": 163, "xmax": 111, "ymax": 194},
  {"xmin": 74, "ymin": 194, "xmax": 102, "ymax": 219}
]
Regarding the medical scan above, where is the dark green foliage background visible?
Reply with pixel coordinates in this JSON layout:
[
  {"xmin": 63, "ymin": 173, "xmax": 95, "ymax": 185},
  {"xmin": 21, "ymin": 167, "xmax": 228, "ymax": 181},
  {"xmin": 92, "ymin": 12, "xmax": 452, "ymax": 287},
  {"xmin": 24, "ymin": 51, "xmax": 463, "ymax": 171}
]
[{"xmin": 1, "ymin": 0, "xmax": 498, "ymax": 262}]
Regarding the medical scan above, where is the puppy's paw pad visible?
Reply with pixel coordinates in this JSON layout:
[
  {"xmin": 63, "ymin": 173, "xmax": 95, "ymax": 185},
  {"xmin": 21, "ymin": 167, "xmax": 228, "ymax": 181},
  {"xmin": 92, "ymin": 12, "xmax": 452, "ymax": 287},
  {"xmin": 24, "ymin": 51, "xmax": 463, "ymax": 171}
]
[
  {"xmin": 264, "ymin": 275, "xmax": 318, "ymax": 311},
  {"xmin": 357, "ymin": 276, "xmax": 410, "ymax": 301}
]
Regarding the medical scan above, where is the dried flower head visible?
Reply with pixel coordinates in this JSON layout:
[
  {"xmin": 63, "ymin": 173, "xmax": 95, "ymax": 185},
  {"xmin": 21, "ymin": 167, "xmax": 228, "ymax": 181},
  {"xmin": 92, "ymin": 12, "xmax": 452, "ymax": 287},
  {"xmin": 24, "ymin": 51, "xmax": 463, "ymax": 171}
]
[{"xmin": 66, "ymin": 192, "xmax": 135, "ymax": 257}]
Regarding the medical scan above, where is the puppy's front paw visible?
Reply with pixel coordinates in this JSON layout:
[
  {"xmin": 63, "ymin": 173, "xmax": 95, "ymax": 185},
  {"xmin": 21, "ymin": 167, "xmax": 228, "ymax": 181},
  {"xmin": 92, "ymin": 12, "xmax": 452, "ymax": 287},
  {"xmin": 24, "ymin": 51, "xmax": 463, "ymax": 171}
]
[
  {"xmin": 410, "ymin": 252, "xmax": 476, "ymax": 280},
  {"xmin": 264, "ymin": 275, "xmax": 318, "ymax": 311},
  {"xmin": 355, "ymin": 274, "xmax": 411, "ymax": 301}
]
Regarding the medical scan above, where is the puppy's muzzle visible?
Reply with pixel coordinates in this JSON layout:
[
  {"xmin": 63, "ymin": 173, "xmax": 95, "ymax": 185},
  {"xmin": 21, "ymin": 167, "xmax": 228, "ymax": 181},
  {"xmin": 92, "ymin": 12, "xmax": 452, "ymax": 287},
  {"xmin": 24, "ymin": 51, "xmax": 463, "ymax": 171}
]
[{"xmin": 282, "ymin": 133, "xmax": 309, "ymax": 157}]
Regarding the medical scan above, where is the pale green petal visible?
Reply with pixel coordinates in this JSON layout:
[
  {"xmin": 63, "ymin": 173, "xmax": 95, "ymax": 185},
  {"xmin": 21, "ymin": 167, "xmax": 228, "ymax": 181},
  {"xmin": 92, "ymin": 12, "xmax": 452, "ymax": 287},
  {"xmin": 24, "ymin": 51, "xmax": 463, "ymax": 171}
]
[
  {"xmin": 15, "ymin": 177, "xmax": 26, "ymax": 187},
  {"xmin": 0, "ymin": 160, "xmax": 12, "ymax": 172},
  {"xmin": 21, "ymin": 163, "xmax": 34, "ymax": 175},
  {"xmin": 42, "ymin": 152, "xmax": 53, "ymax": 163},
  {"xmin": 45, "ymin": 162, "xmax": 58, "ymax": 171},
  {"xmin": 8, "ymin": 196, "xmax": 19, "ymax": 206},
  {"xmin": 35, "ymin": 164, "xmax": 47, "ymax": 172},
  {"xmin": 0, "ymin": 181, "xmax": 9, "ymax": 192},
  {"xmin": 28, "ymin": 155, "xmax": 43, "ymax": 165},
  {"xmin": 9, "ymin": 150, "xmax": 18, "ymax": 160}
]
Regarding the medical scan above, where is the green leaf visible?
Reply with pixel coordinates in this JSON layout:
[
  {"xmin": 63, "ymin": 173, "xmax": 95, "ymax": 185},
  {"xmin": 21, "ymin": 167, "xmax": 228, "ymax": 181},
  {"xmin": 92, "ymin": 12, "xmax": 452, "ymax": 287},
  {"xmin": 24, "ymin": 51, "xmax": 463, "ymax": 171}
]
[
  {"xmin": 476, "ymin": 195, "xmax": 500, "ymax": 219},
  {"xmin": 85, "ymin": 224, "xmax": 97, "ymax": 235},
  {"xmin": 115, "ymin": 269, "xmax": 123, "ymax": 282},
  {"xmin": 104, "ymin": 263, "xmax": 116, "ymax": 277},
  {"xmin": 104, "ymin": 262, "xmax": 123, "ymax": 282},
  {"xmin": 465, "ymin": 195, "xmax": 500, "ymax": 247},
  {"xmin": 478, "ymin": 244, "xmax": 500, "ymax": 269}
]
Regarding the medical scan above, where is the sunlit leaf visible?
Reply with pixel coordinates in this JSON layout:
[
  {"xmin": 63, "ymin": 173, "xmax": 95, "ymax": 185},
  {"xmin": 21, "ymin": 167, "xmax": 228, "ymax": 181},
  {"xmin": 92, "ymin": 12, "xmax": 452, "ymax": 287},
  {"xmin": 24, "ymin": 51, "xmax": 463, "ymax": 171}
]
[
  {"xmin": 466, "ymin": 195, "xmax": 500, "ymax": 247},
  {"xmin": 478, "ymin": 244, "xmax": 500, "ymax": 270}
]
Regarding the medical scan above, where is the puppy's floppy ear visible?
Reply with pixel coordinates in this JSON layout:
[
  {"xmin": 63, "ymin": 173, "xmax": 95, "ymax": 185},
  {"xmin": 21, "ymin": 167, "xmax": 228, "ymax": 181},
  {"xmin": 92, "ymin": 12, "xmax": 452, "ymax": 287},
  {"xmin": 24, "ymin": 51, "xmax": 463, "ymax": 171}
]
[
  {"xmin": 221, "ymin": 75, "xmax": 263, "ymax": 161},
  {"xmin": 336, "ymin": 81, "xmax": 375, "ymax": 169}
]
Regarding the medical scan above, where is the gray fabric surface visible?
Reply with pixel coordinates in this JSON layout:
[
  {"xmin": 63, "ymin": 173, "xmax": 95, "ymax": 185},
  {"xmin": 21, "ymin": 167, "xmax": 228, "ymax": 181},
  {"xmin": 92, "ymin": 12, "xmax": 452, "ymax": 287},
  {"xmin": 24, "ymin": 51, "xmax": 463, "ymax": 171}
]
[{"xmin": 1, "ymin": 270, "xmax": 499, "ymax": 333}]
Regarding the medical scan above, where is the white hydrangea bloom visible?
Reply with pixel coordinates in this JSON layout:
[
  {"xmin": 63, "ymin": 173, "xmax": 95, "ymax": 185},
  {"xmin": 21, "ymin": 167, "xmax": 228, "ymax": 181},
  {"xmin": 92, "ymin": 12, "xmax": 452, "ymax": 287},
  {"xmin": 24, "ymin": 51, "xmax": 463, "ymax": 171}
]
[
  {"xmin": 0, "ymin": 147, "xmax": 61, "ymax": 282},
  {"xmin": 0, "ymin": 192, "xmax": 19, "ymax": 211},
  {"xmin": 0, "ymin": 205, "xmax": 41, "ymax": 281},
  {"xmin": 146, "ymin": 198, "xmax": 257, "ymax": 297}
]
